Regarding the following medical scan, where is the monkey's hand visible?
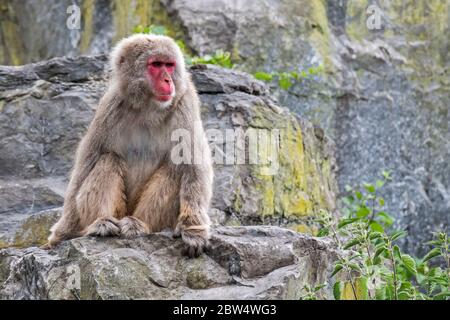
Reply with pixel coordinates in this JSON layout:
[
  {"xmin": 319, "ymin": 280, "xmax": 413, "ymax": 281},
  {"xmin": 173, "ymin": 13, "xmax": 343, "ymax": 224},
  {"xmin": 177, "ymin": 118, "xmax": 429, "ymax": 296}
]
[
  {"xmin": 175, "ymin": 223, "xmax": 210, "ymax": 258},
  {"xmin": 39, "ymin": 242, "xmax": 54, "ymax": 250},
  {"xmin": 41, "ymin": 230, "xmax": 65, "ymax": 250}
]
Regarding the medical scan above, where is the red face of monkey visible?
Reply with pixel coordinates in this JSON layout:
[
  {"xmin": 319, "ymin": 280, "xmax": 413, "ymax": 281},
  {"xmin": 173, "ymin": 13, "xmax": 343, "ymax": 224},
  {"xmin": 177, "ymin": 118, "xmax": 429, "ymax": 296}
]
[{"xmin": 147, "ymin": 58, "xmax": 176, "ymax": 102}]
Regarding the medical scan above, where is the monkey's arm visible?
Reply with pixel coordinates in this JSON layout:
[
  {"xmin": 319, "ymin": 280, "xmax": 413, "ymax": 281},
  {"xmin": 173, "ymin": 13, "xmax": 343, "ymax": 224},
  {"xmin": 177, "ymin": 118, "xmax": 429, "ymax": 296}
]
[
  {"xmin": 46, "ymin": 95, "xmax": 119, "ymax": 247},
  {"xmin": 173, "ymin": 120, "xmax": 213, "ymax": 257},
  {"xmin": 175, "ymin": 160, "xmax": 213, "ymax": 257},
  {"xmin": 46, "ymin": 132, "xmax": 103, "ymax": 247}
]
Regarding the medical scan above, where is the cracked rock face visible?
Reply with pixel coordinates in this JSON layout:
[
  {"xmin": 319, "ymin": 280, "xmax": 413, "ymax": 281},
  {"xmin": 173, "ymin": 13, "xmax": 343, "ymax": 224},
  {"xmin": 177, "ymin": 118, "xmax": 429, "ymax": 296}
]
[
  {"xmin": 1, "ymin": 0, "xmax": 449, "ymax": 257},
  {"xmin": 0, "ymin": 226, "xmax": 337, "ymax": 300},
  {"xmin": 0, "ymin": 55, "xmax": 337, "ymax": 248}
]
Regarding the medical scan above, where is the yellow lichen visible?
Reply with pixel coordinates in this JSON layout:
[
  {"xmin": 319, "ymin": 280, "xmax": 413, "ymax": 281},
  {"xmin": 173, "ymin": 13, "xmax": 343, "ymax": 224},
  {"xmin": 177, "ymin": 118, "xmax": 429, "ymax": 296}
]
[
  {"xmin": 80, "ymin": 0, "xmax": 94, "ymax": 54},
  {"xmin": 248, "ymin": 110, "xmax": 334, "ymax": 221},
  {"xmin": 291, "ymin": 223, "xmax": 317, "ymax": 235},
  {"xmin": 0, "ymin": 5, "xmax": 25, "ymax": 65},
  {"xmin": 307, "ymin": 0, "xmax": 334, "ymax": 72}
]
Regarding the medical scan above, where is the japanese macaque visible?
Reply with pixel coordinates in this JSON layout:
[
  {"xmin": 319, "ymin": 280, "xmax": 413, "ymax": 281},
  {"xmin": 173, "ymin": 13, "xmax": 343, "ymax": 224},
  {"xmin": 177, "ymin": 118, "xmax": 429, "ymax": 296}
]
[{"xmin": 45, "ymin": 34, "xmax": 213, "ymax": 257}]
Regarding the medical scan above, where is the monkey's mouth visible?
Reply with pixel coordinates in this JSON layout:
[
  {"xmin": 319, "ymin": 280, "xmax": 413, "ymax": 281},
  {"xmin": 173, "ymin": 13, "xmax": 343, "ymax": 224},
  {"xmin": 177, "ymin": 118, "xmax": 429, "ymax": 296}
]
[{"xmin": 155, "ymin": 94, "xmax": 173, "ymax": 102}]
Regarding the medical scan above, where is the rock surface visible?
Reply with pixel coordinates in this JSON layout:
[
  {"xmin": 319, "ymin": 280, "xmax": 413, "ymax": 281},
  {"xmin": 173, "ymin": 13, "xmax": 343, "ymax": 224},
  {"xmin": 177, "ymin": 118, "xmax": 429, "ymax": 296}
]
[
  {"xmin": 1, "ymin": 0, "xmax": 447, "ymax": 257},
  {"xmin": 162, "ymin": 0, "xmax": 450, "ymax": 256},
  {"xmin": 0, "ymin": 226, "xmax": 337, "ymax": 299},
  {"xmin": 0, "ymin": 55, "xmax": 337, "ymax": 247}
]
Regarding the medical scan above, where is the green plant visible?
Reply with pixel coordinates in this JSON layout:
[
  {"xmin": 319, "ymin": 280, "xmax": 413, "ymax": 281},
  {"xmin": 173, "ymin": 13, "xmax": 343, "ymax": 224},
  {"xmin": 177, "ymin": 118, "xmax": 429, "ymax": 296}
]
[
  {"xmin": 254, "ymin": 65, "xmax": 324, "ymax": 90},
  {"xmin": 189, "ymin": 50, "xmax": 233, "ymax": 69},
  {"xmin": 299, "ymin": 283, "xmax": 328, "ymax": 300},
  {"xmin": 133, "ymin": 24, "xmax": 167, "ymax": 35},
  {"xmin": 317, "ymin": 171, "xmax": 450, "ymax": 300},
  {"xmin": 133, "ymin": 25, "xmax": 233, "ymax": 69}
]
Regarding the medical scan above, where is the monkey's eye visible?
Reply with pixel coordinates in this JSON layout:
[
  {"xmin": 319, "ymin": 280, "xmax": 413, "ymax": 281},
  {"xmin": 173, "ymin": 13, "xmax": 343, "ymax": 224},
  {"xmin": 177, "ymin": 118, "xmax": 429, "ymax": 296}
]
[
  {"xmin": 150, "ymin": 61, "xmax": 163, "ymax": 68},
  {"xmin": 166, "ymin": 62, "xmax": 175, "ymax": 68}
]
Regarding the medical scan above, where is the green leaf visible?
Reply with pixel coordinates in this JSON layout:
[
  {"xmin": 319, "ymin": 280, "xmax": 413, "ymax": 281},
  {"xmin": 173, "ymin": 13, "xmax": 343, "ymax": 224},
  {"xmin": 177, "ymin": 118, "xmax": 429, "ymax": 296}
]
[
  {"xmin": 357, "ymin": 277, "xmax": 369, "ymax": 300},
  {"xmin": 364, "ymin": 183, "xmax": 376, "ymax": 194},
  {"xmin": 390, "ymin": 230, "xmax": 407, "ymax": 241},
  {"xmin": 401, "ymin": 254, "xmax": 417, "ymax": 275},
  {"xmin": 279, "ymin": 76, "xmax": 292, "ymax": 90},
  {"xmin": 317, "ymin": 227, "xmax": 329, "ymax": 237},
  {"xmin": 432, "ymin": 291, "xmax": 450, "ymax": 300},
  {"xmin": 370, "ymin": 232, "xmax": 383, "ymax": 240},
  {"xmin": 133, "ymin": 25, "xmax": 145, "ymax": 33},
  {"xmin": 356, "ymin": 206, "xmax": 370, "ymax": 218},
  {"xmin": 254, "ymin": 72, "xmax": 273, "ymax": 81},
  {"xmin": 343, "ymin": 195, "xmax": 355, "ymax": 205},
  {"xmin": 382, "ymin": 170, "xmax": 392, "ymax": 180},
  {"xmin": 398, "ymin": 290, "xmax": 412, "ymax": 300},
  {"xmin": 355, "ymin": 191, "xmax": 363, "ymax": 200},
  {"xmin": 338, "ymin": 218, "xmax": 359, "ymax": 229},
  {"xmin": 422, "ymin": 248, "xmax": 441, "ymax": 263},
  {"xmin": 393, "ymin": 245, "xmax": 402, "ymax": 259},
  {"xmin": 314, "ymin": 283, "xmax": 327, "ymax": 291},
  {"xmin": 369, "ymin": 221, "xmax": 384, "ymax": 233},
  {"xmin": 428, "ymin": 266, "xmax": 443, "ymax": 277},
  {"xmin": 385, "ymin": 283, "xmax": 395, "ymax": 300},
  {"xmin": 344, "ymin": 238, "xmax": 362, "ymax": 250},
  {"xmin": 376, "ymin": 180, "xmax": 385, "ymax": 188},
  {"xmin": 377, "ymin": 211, "xmax": 394, "ymax": 226},
  {"xmin": 176, "ymin": 40, "xmax": 187, "ymax": 52},
  {"xmin": 378, "ymin": 197, "xmax": 385, "ymax": 206},
  {"xmin": 348, "ymin": 263, "xmax": 361, "ymax": 272},
  {"xmin": 331, "ymin": 264, "xmax": 344, "ymax": 277},
  {"xmin": 333, "ymin": 281, "xmax": 342, "ymax": 300},
  {"xmin": 425, "ymin": 240, "xmax": 441, "ymax": 246},
  {"xmin": 290, "ymin": 71, "xmax": 299, "ymax": 80},
  {"xmin": 375, "ymin": 287, "xmax": 386, "ymax": 300},
  {"xmin": 374, "ymin": 246, "xmax": 387, "ymax": 259}
]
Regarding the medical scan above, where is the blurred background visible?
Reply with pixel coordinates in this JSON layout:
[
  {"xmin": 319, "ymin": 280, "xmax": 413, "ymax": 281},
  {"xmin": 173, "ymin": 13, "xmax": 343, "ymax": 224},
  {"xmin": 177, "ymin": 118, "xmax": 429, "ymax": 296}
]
[{"xmin": 0, "ymin": 0, "xmax": 449, "ymax": 257}]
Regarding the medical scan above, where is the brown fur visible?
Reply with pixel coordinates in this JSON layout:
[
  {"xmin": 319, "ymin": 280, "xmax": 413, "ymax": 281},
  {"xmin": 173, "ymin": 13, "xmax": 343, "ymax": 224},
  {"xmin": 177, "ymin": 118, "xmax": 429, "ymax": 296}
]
[{"xmin": 46, "ymin": 34, "xmax": 213, "ymax": 257}]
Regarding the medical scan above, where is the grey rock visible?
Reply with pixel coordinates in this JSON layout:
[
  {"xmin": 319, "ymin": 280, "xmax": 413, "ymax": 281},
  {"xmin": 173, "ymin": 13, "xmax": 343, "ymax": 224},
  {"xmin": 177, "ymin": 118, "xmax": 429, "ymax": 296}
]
[
  {"xmin": 0, "ymin": 178, "xmax": 64, "ymax": 248},
  {"xmin": 0, "ymin": 208, "xmax": 61, "ymax": 249},
  {"xmin": 2, "ymin": 0, "xmax": 448, "ymax": 255},
  {"xmin": 0, "ymin": 226, "xmax": 337, "ymax": 299},
  {"xmin": 0, "ymin": 55, "xmax": 337, "ymax": 247},
  {"xmin": 163, "ymin": 0, "xmax": 450, "ymax": 256}
]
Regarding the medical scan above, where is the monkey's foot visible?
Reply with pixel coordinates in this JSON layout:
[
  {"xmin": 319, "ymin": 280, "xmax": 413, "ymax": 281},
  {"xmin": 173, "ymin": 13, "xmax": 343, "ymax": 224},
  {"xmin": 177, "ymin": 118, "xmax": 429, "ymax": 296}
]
[
  {"xmin": 119, "ymin": 216, "xmax": 149, "ymax": 238},
  {"xmin": 179, "ymin": 226, "xmax": 210, "ymax": 258},
  {"xmin": 84, "ymin": 217, "xmax": 121, "ymax": 237}
]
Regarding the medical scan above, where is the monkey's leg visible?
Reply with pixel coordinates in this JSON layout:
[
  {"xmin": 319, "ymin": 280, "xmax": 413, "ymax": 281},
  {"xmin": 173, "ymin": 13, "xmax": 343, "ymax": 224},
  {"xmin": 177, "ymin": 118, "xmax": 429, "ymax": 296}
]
[
  {"xmin": 77, "ymin": 153, "xmax": 127, "ymax": 237},
  {"xmin": 128, "ymin": 165, "xmax": 180, "ymax": 238}
]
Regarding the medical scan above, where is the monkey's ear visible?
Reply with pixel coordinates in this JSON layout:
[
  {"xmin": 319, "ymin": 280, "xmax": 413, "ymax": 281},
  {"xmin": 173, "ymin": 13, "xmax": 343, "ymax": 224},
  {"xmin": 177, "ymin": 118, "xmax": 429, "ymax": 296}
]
[{"xmin": 118, "ymin": 56, "xmax": 125, "ymax": 65}]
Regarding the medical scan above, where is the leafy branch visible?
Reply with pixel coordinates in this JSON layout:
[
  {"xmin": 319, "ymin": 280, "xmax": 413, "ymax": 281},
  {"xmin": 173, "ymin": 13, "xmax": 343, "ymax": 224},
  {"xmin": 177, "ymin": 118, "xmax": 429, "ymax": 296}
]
[
  {"xmin": 317, "ymin": 171, "xmax": 449, "ymax": 300},
  {"xmin": 254, "ymin": 65, "xmax": 324, "ymax": 90}
]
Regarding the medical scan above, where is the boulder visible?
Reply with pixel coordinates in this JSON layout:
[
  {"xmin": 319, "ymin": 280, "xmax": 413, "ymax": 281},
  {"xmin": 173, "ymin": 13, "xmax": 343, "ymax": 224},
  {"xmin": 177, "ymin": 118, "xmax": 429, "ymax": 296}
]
[
  {"xmin": 0, "ymin": 226, "xmax": 337, "ymax": 299},
  {"xmin": 0, "ymin": 55, "xmax": 337, "ymax": 247}
]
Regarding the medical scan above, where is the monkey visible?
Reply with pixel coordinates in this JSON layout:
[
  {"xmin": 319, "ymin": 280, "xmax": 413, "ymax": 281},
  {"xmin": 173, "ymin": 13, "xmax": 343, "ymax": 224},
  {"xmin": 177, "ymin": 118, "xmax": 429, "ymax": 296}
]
[{"xmin": 45, "ymin": 34, "xmax": 213, "ymax": 257}]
